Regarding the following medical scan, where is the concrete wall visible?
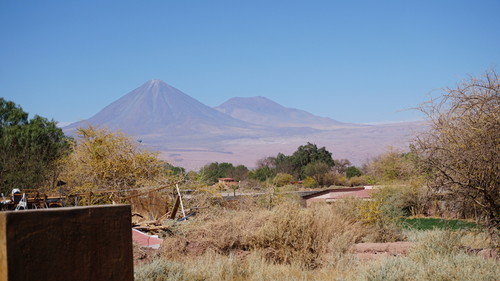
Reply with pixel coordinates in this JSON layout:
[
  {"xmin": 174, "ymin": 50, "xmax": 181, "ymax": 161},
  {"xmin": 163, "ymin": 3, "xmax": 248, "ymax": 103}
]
[{"xmin": 0, "ymin": 205, "xmax": 133, "ymax": 281}]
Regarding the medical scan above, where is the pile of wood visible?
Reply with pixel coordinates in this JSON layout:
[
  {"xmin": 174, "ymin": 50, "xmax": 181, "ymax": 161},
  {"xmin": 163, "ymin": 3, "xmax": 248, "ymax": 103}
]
[{"xmin": 132, "ymin": 219, "xmax": 171, "ymax": 234}]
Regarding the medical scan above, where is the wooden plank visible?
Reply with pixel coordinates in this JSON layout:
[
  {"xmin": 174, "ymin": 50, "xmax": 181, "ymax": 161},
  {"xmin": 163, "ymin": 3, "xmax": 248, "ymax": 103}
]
[
  {"xmin": 169, "ymin": 195, "xmax": 180, "ymax": 220},
  {"xmin": 175, "ymin": 184, "xmax": 186, "ymax": 218}
]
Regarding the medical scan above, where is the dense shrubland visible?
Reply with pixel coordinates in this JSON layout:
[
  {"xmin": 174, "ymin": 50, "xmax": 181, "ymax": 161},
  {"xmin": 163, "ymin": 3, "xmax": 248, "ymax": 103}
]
[{"xmin": 136, "ymin": 197, "xmax": 499, "ymax": 280}]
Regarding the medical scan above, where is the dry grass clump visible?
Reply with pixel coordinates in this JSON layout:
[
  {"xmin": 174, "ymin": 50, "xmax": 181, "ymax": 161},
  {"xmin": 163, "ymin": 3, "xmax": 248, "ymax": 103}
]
[
  {"xmin": 459, "ymin": 231, "xmax": 493, "ymax": 249},
  {"xmin": 251, "ymin": 201, "xmax": 364, "ymax": 269},
  {"xmin": 357, "ymin": 230, "xmax": 500, "ymax": 281},
  {"xmin": 404, "ymin": 228, "xmax": 494, "ymax": 249},
  {"xmin": 358, "ymin": 253, "xmax": 499, "ymax": 281},
  {"xmin": 135, "ymin": 250, "xmax": 356, "ymax": 281},
  {"xmin": 161, "ymin": 201, "xmax": 366, "ymax": 269},
  {"xmin": 161, "ymin": 208, "xmax": 269, "ymax": 259},
  {"xmin": 137, "ymin": 245, "xmax": 499, "ymax": 281},
  {"xmin": 322, "ymin": 196, "xmax": 404, "ymax": 243},
  {"xmin": 140, "ymin": 200, "xmax": 499, "ymax": 281}
]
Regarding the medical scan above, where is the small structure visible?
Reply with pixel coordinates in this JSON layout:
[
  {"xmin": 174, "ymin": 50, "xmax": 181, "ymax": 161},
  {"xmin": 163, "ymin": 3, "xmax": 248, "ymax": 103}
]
[
  {"xmin": 132, "ymin": 229, "xmax": 163, "ymax": 249},
  {"xmin": 301, "ymin": 187, "xmax": 372, "ymax": 207},
  {"xmin": 218, "ymin": 178, "xmax": 238, "ymax": 186}
]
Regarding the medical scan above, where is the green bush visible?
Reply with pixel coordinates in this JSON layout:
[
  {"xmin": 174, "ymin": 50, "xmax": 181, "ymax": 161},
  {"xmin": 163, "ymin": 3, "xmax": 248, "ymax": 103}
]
[{"xmin": 346, "ymin": 166, "xmax": 362, "ymax": 178}]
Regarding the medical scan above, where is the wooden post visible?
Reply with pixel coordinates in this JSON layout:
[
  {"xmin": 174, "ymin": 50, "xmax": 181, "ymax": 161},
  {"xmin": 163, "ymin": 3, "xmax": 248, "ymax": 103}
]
[
  {"xmin": 176, "ymin": 184, "xmax": 186, "ymax": 218},
  {"xmin": 169, "ymin": 195, "xmax": 180, "ymax": 220}
]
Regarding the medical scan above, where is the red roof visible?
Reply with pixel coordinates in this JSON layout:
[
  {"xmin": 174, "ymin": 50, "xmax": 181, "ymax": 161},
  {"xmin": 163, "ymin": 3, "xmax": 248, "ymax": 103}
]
[
  {"xmin": 302, "ymin": 187, "xmax": 366, "ymax": 199},
  {"xmin": 333, "ymin": 189, "xmax": 372, "ymax": 199}
]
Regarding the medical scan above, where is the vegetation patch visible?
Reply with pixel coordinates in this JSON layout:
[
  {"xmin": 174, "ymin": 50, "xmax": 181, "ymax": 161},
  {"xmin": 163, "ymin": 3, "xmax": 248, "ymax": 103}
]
[{"xmin": 401, "ymin": 217, "xmax": 480, "ymax": 231}]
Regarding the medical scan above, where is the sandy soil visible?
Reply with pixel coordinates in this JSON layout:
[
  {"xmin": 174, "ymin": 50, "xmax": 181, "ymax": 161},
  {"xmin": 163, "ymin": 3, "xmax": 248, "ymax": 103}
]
[{"xmin": 352, "ymin": 241, "xmax": 415, "ymax": 261}]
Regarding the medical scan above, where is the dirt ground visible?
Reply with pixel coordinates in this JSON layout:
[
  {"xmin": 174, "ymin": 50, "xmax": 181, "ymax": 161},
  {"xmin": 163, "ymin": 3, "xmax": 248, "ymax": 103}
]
[
  {"xmin": 352, "ymin": 241, "xmax": 414, "ymax": 261},
  {"xmin": 351, "ymin": 242, "xmax": 499, "ymax": 261},
  {"xmin": 133, "ymin": 243, "xmax": 161, "ymax": 266}
]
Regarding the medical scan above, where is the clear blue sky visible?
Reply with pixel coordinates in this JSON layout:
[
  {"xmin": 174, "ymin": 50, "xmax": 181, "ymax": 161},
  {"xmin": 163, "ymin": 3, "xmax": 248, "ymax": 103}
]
[{"xmin": 1, "ymin": 0, "xmax": 499, "ymax": 124}]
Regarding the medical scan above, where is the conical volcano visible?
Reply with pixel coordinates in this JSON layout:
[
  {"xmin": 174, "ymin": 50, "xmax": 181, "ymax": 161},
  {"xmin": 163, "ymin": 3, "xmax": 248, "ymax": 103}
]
[{"xmin": 64, "ymin": 80, "xmax": 248, "ymax": 136}]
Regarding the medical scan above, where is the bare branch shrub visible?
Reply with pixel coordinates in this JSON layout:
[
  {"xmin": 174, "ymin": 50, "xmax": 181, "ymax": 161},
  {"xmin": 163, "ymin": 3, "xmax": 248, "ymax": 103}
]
[{"xmin": 415, "ymin": 69, "xmax": 500, "ymax": 244}]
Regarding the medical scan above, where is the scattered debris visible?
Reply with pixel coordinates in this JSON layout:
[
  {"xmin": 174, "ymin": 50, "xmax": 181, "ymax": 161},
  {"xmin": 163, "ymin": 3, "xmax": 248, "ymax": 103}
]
[{"xmin": 1, "ymin": 189, "xmax": 63, "ymax": 211}]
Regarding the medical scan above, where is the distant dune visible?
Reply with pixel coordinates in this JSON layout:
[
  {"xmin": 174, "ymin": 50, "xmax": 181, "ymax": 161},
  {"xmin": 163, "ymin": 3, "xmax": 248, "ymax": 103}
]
[{"xmin": 64, "ymin": 80, "xmax": 426, "ymax": 170}]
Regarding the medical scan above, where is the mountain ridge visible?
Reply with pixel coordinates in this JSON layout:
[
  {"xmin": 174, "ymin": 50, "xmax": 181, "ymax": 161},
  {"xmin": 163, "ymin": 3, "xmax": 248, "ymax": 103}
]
[
  {"xmin": 215, "ymin": 96, "xmax": 351, "ymax": 129},
  {"xmin": 63, "ymin": 80, "xmax": 425, "ymax": 169}
]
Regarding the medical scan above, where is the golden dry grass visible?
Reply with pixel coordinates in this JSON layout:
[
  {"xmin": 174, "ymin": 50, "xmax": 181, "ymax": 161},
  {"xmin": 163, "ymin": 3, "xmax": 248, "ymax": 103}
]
[
  {"xmin": 137, "ymin": 229, "xmax": 500, "ymax": 281},
  {"xmin": 161, "ymin": 200, "xmax": 368, "ymax": 269},
  {"xmin": 137, "ymin": 198, "xmax": 499, "ymax": 281}
]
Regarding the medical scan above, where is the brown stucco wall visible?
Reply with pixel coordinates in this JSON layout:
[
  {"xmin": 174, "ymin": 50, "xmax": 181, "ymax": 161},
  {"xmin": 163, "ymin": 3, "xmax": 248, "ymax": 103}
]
[{"xmin": 0, "ymin": 205, "xmax": 133, "ymax": 281}]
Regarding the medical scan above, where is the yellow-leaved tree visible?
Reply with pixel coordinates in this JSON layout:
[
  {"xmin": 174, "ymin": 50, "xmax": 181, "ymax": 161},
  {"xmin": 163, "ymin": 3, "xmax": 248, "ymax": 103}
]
[{"xmin": 60, "ymin": 126, "xmax": 170, "ymax": 205}]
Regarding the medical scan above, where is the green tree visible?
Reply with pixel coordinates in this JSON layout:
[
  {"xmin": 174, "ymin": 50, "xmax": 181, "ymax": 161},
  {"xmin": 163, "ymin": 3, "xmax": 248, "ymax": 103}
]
[
  {"xmin": 163, "ymin": 162, "xmax": 186, "ymax": 176},
  {"xmin": 303, "ymin": 161, "xmax": 331, "ymax": 186},
  {"xmin": 346, "ymin": 166, "xmax": 362, "ymax": 178},
  {"xmin": 249, "ymin": 166, "xmax": 275, "ymax": 182},
  {"xmin": 274, "ymin": 153, "xmax": 296, "ymax": 175},
  {"xmin": 200, "ymin": 162, "xmax": 229, "ymax": 185},
  {"xmin": 232, "ymin": 165, "xmax": 249, "ymax": 181},
  {"xmin": 0, "ymin": 98, "xmax": 69, "ymax": 194},
  {"xmin": 291, "ymin": 142, "xmax": 335, "ymax": 172},
  {"xmin": 255, "ymin": 143, "xmax": 335, "ymax": 180},
  {"xmin": 199, "ymin": 162, "xmax": 249, "ymax": 184}
]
